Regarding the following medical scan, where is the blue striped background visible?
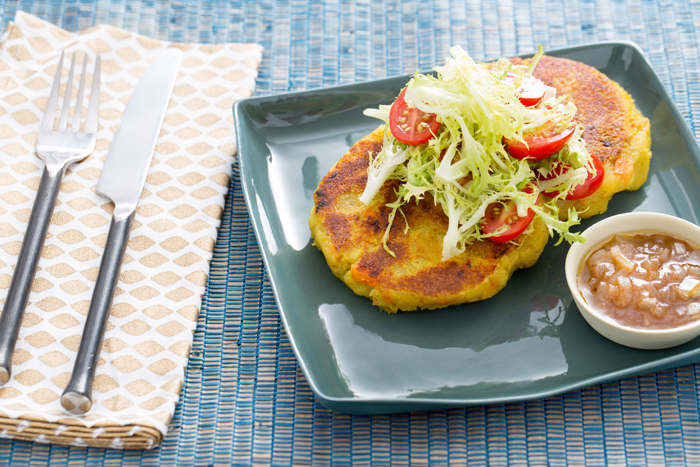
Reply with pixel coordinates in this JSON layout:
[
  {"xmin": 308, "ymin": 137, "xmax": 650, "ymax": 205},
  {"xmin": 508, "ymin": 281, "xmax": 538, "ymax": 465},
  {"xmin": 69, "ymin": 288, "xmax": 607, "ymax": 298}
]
[{"xmin": 1, "ymin": 0, "xmax": 700, "ymax": 465}]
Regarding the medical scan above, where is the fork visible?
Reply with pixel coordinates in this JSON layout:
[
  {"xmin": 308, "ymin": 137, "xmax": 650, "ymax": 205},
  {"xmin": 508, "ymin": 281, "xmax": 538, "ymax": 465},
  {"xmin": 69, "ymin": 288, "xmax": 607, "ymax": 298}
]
[{"xmin": 0, "ymin": 51, "xmax": 101, "ymax": 384}]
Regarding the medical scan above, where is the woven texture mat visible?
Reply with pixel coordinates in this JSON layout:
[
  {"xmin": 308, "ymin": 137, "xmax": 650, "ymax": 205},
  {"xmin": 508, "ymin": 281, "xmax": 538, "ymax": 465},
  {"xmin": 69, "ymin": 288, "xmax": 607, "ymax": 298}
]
[{"xmin": 2, "ymin": 0, "xmax": 700, "ymax": 465}]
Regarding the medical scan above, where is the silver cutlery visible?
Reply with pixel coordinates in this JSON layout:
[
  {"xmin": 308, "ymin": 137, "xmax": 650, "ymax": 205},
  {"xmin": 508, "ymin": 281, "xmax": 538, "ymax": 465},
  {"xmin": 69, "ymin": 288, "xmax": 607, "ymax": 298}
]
[
  {"xmin": 61, "ymin": 48, "xmax": 182, "ymax": 414},
  {"xmin": 0, "ymin": 52, "xmax": 101, "ymax": 384}
]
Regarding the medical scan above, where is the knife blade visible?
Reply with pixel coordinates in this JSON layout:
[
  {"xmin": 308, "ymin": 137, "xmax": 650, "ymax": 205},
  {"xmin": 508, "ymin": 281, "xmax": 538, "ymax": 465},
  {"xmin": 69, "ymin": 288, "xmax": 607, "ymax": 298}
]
[{"xmin": 61, "ymin": 48, "xmax": 182, "ymax": 414}]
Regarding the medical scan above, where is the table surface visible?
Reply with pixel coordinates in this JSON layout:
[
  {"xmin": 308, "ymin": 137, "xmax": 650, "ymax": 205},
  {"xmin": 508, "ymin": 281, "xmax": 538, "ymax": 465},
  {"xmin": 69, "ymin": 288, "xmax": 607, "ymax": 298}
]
[{"xmin": 2, "ymin": 0, "xmax": 700, "ymax": 465}]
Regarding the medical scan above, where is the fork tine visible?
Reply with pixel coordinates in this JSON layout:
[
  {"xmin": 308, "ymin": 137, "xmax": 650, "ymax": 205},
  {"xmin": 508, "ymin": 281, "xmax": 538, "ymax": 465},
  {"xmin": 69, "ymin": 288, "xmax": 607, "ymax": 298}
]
[
  {"xmin": 71, "ymin": 53, "xmax": 88, "ymax": 132},
  {"xmin": 83, "ymin": 55, "xmax": 101, "ymax": 134},
  {"xmin": 40, "ymin": 51, "xmax": 64, "ymax": 131},
  {"xmin": 57, "ymin": 53, "xmax": 77, "ymax": 132}
]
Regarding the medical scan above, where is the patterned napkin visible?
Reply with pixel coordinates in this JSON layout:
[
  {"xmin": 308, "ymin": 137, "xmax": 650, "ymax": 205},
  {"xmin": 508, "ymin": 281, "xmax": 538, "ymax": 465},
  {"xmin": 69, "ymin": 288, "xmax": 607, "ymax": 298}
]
[{"xmin": 0, "ymin": 12, "xmax": 261, "ymax": 449}]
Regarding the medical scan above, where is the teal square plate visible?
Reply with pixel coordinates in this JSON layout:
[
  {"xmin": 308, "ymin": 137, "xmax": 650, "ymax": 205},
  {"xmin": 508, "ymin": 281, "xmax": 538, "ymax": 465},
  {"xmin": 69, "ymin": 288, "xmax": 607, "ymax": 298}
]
[{"xmin": 233, "ymin": 41, "xmax": 700, "ymax": 414}]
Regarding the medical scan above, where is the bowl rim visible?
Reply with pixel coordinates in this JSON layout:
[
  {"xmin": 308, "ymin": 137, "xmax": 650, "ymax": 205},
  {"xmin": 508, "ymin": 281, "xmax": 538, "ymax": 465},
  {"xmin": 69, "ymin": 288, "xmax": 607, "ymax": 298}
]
[{"xmin": 565, "ymin": 212, "xmax": 700, "ymax": 337}]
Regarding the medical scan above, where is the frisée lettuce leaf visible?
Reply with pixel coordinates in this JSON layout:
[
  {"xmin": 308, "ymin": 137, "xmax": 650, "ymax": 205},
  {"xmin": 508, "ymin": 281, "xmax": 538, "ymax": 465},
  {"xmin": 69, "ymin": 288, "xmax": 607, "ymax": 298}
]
[{"xmin": 361, "ymin": 45, "xmax": 594, "ymax": 261}]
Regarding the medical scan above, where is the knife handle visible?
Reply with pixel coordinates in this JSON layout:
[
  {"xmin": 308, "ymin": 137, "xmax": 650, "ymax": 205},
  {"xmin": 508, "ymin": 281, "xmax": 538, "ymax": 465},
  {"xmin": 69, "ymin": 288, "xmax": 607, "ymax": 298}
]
[
  {"xmin": 61, "ymin": 211, "xmax": 135, "ymax": 414},
  {"xmin": 0, "ymin": 164, "xmax": 66, "ymax": 384}
]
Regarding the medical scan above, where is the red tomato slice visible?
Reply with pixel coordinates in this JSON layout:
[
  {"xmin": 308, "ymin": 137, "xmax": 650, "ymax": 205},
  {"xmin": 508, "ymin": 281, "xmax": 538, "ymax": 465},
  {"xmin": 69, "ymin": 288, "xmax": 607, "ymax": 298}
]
[
  {"xmin": 503, "ymin": 73, "xmax": 546, "ymax": 107},
  {"xmin": 538, "ymin": 154, "xmax": 605, "ymax": 200},
  {"xmin": 504, "ymin": 123, "xmax": 576, "ymax": 161},
  {"xmin": 482, "ymin": 185, "xmax": 540, "ymax": 243},
  {"xmin": 389, "ymin": 88, "xmax": 441, "ymax": 145}
]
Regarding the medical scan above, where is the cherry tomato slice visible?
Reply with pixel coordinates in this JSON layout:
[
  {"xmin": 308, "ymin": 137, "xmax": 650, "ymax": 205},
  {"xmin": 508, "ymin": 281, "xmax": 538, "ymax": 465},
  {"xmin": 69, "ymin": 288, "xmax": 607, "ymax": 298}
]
[
  {"xmin": 504, "ymin": 123, "xmax": 576, "ymax": 161},
  {"xmin": 503, "ymin": 73, "xmax": 546, "ymax": 107},
  {"xmin": 538, "ymin": 154, "xmax": 605, "ymax": 200},
  {"xmin": 482, "ymin": 185, "xmax": 540, "ymax": 243},
  {"xmin": 389, "ymin": 88, "xmax": 441, "ymax": 145}
]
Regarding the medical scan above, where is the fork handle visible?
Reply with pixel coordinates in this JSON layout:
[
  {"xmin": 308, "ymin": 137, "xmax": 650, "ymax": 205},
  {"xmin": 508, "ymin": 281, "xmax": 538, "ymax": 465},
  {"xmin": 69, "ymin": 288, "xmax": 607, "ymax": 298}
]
[
  {"xmin": 61, "ymin": 210, "xmax": 134, "ymax": 414},
  {"xmin": 0, "ymin": 164, "xmax": 66, "ymax": 384}
]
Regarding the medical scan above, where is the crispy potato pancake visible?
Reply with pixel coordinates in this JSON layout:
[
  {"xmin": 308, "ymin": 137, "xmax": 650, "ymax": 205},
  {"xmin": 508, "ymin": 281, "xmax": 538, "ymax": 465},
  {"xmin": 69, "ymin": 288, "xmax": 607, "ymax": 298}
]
[
  {"xmin": 310, "ymin": 56, "xmax": 651, "ymax": 313},
  {"xmin": 310, "ymin": 127, "xmax": 550, "ymax": 313},
  {"xmin": 526, "ymin": 56, "xmax": 651, "ymax": 219}
]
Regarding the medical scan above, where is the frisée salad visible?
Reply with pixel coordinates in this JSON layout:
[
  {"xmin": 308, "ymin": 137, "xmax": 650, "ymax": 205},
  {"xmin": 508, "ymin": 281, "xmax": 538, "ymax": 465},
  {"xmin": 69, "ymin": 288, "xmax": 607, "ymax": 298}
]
[{"xmin": 360, "ymin": 46, "xmax": 604, "ymax": 261}]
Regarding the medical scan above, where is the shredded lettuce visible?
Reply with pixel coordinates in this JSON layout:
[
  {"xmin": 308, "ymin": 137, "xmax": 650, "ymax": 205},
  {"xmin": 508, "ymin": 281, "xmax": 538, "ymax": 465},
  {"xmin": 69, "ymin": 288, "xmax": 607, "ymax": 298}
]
[{"xmin": 361, "ymin": 45, "xmax": 595, "ymax": 260}]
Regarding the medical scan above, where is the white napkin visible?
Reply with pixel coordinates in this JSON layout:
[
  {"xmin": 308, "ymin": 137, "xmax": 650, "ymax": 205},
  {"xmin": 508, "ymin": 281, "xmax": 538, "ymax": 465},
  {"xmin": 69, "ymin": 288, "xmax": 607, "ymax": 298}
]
[{"xmin": 0, "ymin": 11, "xmax": 262, "ymax": 449}]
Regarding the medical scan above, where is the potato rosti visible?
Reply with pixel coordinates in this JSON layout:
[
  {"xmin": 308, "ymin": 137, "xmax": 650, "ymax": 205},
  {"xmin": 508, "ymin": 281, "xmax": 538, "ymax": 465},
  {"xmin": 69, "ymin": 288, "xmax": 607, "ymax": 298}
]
[
  {"xmin": 527, "ymin": 56, "xmax": 651, "ymax": 219},
  {"xmin": 310, "ymin": 54, "xmax": 651, "ymax": 313},
  {"xmin": 310, "ymin": 127, "xmax": 550, "ymax": 313}
]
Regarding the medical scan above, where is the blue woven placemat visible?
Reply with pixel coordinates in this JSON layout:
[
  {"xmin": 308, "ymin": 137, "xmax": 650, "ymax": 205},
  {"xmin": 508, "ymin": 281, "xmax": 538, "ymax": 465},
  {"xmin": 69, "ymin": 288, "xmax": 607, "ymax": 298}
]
[{"xmin": 1, "ymin": 0, "xmax": 700, "ymax": 465}]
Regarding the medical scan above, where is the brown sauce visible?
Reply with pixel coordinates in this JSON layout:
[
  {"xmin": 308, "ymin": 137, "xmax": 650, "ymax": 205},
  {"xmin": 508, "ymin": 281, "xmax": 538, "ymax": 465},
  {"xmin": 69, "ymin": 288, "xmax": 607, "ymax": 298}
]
[{"xmin": 579, "ymin": 233, "xmax": 700, "ymax": 329}]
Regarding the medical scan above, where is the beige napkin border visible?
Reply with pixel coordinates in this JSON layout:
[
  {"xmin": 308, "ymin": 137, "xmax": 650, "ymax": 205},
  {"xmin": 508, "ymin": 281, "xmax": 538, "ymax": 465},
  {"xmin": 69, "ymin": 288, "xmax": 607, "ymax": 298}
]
[{"xmin": 0, "ymin": 418, "xmax": 159, "ymax": 449}]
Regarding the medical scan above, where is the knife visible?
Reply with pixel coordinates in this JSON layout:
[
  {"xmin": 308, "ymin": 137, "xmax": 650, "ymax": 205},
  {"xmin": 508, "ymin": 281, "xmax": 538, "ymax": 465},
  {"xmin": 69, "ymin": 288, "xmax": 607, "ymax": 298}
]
[{"xmin": 61, "ymin": 48, "xmax": 182, "ymax": 414}]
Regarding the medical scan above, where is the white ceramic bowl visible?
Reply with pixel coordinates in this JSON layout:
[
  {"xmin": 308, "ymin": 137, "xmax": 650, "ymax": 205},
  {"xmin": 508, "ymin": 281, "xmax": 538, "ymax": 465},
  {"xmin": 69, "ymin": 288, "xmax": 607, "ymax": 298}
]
[{"xmin": 566, "ymin": 212, "xmax": 700, "ymax": 350}]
